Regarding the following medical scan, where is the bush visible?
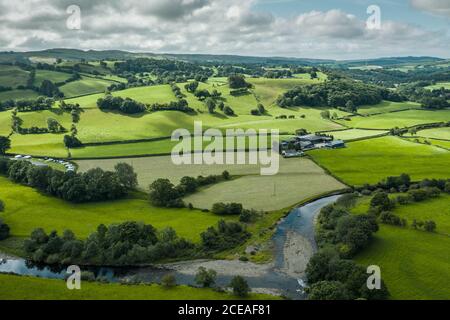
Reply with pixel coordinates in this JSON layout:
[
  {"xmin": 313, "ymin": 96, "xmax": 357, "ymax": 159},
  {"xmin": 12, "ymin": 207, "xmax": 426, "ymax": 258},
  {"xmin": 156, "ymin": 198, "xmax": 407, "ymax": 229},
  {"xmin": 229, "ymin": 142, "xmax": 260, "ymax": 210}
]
[
  {"xmin": 229, "ymin": 276, "xmax": 250, "ymax": 297},
  {"xmin": 308, "ymin": 281, "xmax": 351, "ymax": 300},
  {"xmin": 0, "ymin": 219, "xmax": 10, "ymax": 240},
  {"xmin": 211, "ymin": 202, "xmax": 243, "ymax": 215},
  {"xmin": 161, "ymin": 274, "xmax": 177, "ymax": 288},
  {"xmin": 195, "ymin": 267, "xmax": 217, "ymax": 288}
]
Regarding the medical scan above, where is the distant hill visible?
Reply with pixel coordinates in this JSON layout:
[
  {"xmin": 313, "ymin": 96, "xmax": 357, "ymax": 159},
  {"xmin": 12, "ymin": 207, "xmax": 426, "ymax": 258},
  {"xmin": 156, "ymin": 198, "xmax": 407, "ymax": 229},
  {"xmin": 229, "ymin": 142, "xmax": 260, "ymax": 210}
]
[{"xmin": 0, "ymin": 49, "xmax": 445, "ymax": 67}]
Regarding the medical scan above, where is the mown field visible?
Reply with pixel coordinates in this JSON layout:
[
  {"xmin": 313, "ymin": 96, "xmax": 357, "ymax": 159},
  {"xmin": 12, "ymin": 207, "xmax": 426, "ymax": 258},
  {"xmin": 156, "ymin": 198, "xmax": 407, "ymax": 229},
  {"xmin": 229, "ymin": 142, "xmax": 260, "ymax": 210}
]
[
  {"xmin": 417, "ymin": 127, "xmax": 450, "ymax": 140},
  {"xmin": 322, "ymin": 129, "xmax": 388, "ymax": 141},
  {"xmin": 75, "ymin": 154, "xmax": 333, "ymax": 187},
  {"xmin": 33, "ymin": 70, "xmax": 71, "ymax": 86},
  {"xmin": 59, "ymin": 76, "xmax": 114, "ymax": 98},
  {"xmin": 183, "ymin": 158, "xmax": 345, "ymax": 211},
  {"xmin": 351, "ymin": 194, "xmax": 450, "ymax": 299},
  {"xmin": 0, "ymin": 274, "xmax": 278, "ymax": 300},
  {"xmin": 338, "ymin": 109, "xmax": 450, "ymax": 129},
  {"xmin": 308, "ymin": 136, "xmax": 450, "ymax": 186},
  {"xmin": 357, "ymin": 101, "xmax": 421, "ymax": 115},
  {"xmin": 0, "ymin": 177, "xmax": 235, "ymax": 242},
  {"xmin": 0, "ymin": 89, "xmax": 38, "ymax": 101}
]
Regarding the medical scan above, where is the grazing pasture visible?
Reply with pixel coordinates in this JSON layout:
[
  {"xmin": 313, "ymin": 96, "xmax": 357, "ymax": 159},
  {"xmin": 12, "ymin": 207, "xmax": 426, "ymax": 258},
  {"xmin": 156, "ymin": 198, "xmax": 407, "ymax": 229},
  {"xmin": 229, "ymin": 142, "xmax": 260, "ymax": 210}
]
[
  {"xmin": 308, "ymin": 136, "xmax": 450, "ymax": 186},
  {"xmin": 33, "ymin": 70, "xmax": 71, "ymax": 86},
  {"xmin": 0, "ymin": 89, "xmax": 39, "ymax": 101},
  {"xmin": 0, "ymin": 274, "xmax": 278, "ymax": 300},
  {"xmin": 59, "ymin": 76, "xmax": 114, "ymax": 98},
  {"xmin": 0, "ymin": 65, "xmax": 29, "ymax": 88},
  {"xmin": 355, "ymin": 225, "xmax": 450, "ymax": 300},
  {"xmin": 357, "ymin": 101, "xmax": 421, "ymax": 115},
  {"xmin": 337, "ymin": 109, "xmax": 450, "ymax": 129},
  {"xmin": 0, "ymin": 177, "xmax": 235, "ymax": 242},
  {"xmin": 417, "ymin": 127, "xmax": 450, "ymax": 140},
  {"xmin": 322, "ymin": 129, "xmax": 388, "ymax": 141}
]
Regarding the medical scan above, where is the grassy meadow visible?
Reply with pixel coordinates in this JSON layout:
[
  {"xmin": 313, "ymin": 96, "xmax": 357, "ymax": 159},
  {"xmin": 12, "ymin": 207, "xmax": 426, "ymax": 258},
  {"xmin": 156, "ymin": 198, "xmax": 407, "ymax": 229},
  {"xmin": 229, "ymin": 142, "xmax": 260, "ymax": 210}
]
[
  {"xmin": 33, "ymin": 70, "xmax": 71, "ymax": 86},
  {"xmin": 0, "ymin": 274, "xmax": 279, "ymax": 300},
  {"xmin": 59, "ymin": 76, "xmax": 114, "ymax": 98},
  {"xmin": 0, "ymin": 176, "xmax": 236, "ymax": 242},
  {"xmin": 351, "ymin": 194, "xmax": 450, "ymax": 299},
  {"xmin": 357, "ymin": 101, "xmax": 421, "ymax": 115},
  {"xmin": 0, "ymin": 65, "xmax": 29, "ymax": 88},
  {"xmin": 308, "ymin": 136, "xmax": 450, "ymax": 186},
  {"xmin": 322, "ymin": 129, "xmax": 388, "ymax": 141},
  {"xmin": 338, "ymin": 109, "xmax": 450, "ymax": 129}
]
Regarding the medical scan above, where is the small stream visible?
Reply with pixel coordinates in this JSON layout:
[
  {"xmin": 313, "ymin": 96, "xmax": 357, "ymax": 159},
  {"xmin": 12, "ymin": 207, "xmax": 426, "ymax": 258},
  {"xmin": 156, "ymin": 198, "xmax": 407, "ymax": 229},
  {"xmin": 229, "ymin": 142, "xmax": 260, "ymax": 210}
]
[{"xmin": 0, "ymin": 194, "xmax": 341, "ymax": 299}]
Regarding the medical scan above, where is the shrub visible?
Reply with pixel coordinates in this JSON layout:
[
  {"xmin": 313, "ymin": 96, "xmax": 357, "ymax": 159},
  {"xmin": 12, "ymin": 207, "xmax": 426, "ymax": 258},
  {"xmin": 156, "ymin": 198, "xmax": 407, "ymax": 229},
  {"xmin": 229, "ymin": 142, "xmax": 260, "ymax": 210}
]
[
  {"xmin": 161, "ymin": 274, "xmax": 177, "ymax": 288},
  {"xmin": 229, "ymin": 276, "xmax": 250, "ymax": 297},
  {"xmin": 211, "ymin": 202, "xmax": 243, "ymax": 215},
  {"xmin": 195, "ymin": 267, "xmax": 217, "ymax": 288},
  {"xmin": 0, "ymin": 219, "xmax": 10, "ymax": 240}
]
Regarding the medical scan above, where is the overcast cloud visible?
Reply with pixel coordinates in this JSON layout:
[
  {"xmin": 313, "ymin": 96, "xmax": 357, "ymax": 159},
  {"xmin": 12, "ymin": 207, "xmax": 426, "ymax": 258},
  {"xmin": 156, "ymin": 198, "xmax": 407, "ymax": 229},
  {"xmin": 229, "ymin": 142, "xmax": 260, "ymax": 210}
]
[{"xmin": 0, "ymin": 0, "xmax": 449, "ymax": 59}]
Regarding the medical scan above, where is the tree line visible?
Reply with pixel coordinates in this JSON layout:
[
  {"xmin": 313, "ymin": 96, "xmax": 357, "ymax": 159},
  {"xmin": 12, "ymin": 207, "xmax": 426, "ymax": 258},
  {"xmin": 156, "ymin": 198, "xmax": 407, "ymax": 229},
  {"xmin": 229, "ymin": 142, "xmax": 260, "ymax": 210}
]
[
  {"xmin": 0, "ymin": 158, "xmax": 137, "ymax": 203},
  {"xmin": 277, "ymin": 80, "xmax": 405, "ymax": 111}
]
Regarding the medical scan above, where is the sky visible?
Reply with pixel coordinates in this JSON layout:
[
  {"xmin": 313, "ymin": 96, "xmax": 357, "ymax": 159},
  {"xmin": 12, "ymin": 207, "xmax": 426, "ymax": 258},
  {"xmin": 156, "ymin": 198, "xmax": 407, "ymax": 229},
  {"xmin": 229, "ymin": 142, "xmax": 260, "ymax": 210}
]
[{"xmin": 0, "ymin": 0, "xmax": 449, "ymax": 60}]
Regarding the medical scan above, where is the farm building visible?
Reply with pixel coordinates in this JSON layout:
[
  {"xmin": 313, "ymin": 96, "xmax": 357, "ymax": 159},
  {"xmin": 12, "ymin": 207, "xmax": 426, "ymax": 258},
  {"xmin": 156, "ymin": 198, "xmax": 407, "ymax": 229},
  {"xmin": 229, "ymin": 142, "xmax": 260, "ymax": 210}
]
[{"xmin": 327, "ymin": 140, "xmax": 345, "ymax": 149}]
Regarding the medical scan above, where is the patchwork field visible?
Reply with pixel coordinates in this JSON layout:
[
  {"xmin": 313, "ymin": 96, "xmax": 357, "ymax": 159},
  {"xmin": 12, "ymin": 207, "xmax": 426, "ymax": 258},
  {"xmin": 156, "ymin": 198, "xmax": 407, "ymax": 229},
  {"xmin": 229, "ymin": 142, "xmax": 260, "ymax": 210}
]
[
  {"xmin": 183, "ymin": 159, "xmax": 346, "ymax": 211},
  {"xmin": 337, "ymin": 109, "xmax": 450, "ymax": 129},
  {"xmin": 0, "ymin": 177, "xmax": 235, "ymax": 242},
  {"xmin": 0, "ymin": 274, "xmax": 277, "ymax": 300},
  {"xmin": 0, "ymin": 65, "xmax": 29, "ymax": 88},
  {"xmin": 75, "ymin": 153, "xmax": 342, "ymax": 188},
  {"xmin": 308, "ymin": 136, "xmax": 450, "ymax": 186}
]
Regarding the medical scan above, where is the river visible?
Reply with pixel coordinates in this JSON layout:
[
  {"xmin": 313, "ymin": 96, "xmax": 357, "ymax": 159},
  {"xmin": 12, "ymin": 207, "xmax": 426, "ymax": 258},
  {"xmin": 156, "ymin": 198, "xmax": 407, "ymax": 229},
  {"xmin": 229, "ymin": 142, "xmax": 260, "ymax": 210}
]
[{"xmin": 0, "ymin": 194, "xmax": 341, "ymax": 299}]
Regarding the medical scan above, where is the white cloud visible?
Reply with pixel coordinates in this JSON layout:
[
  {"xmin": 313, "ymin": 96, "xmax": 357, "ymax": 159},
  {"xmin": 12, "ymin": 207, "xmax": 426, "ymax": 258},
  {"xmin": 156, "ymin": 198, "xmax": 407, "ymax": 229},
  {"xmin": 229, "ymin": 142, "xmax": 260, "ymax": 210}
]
[
  {"xmin": 411, "ymin": 0, "xmax": 450, "ymax": 17},
  {"xmin": 0, "ymin": 0, "xmax": 449, "ymax": 59}
]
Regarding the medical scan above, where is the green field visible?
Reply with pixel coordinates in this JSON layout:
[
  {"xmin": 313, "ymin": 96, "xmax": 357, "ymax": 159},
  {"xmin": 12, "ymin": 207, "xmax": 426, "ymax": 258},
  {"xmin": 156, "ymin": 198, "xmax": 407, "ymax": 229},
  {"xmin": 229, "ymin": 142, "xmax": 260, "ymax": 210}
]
[
  {"xmin": 1, "ymin": 78, "xmax": 344, "ymax": 156},
  {"xmin": 417, "ymin": 127, "xmax": 450, "ymax": 140},
  {"xmin": 60, "ymin": 76, "xmax": 114, "ymax": 98},
  {"xmin": 355, "ymin": 225, "xmax": 450, "ymax": 300},
  {"xmin": 248, "ymin": 76, "xmax": 325, "ymax": 106},
  {"xmin": 0, "ymin": 89, "xmax": 39, "ymax": 101},
  {"xmin": 351, "ymin": 194, "xmax": 450, "ymax": 299},
  {"xmin": 0, "ymin": 65, "xmax": 29, "ymax": 88},
  {"xmin": 75, "ymin": 154, "xmax": 340, "ymax": 189},
  {"xmin": 309, "ymin": 136, "xmax": 450, "ymax": 186},
  {"xmin": 425, "ymin": 82, "xmax": 450, "ymax": 90},
  {"xmin": 357, "ymin": 101, "xmax": 421, "ymax": 115},
  {"xmin": 322, "ymin": 129, "xmax": 388, "ymax": 141},
  {"xmin": 33, "ymin": 70, "xmax": 71, "ymax": 86},
  {"xmin": 0, "ymin": 274, "xmax": 278, "ymax": 300},
  {"xmin": 183, "ymin": 158, "xmax": 345, "ymax": 211},
  {"xmin": 352, "ymin": 194, "xmax": 450, "ymax": 235},
  {"xmin": 338, "ymin": 109, "xmax": 450, "ymax": 129},
  {"xmin": 0, "ymin": 176, "xmax": 235, "ymax": 242}
]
